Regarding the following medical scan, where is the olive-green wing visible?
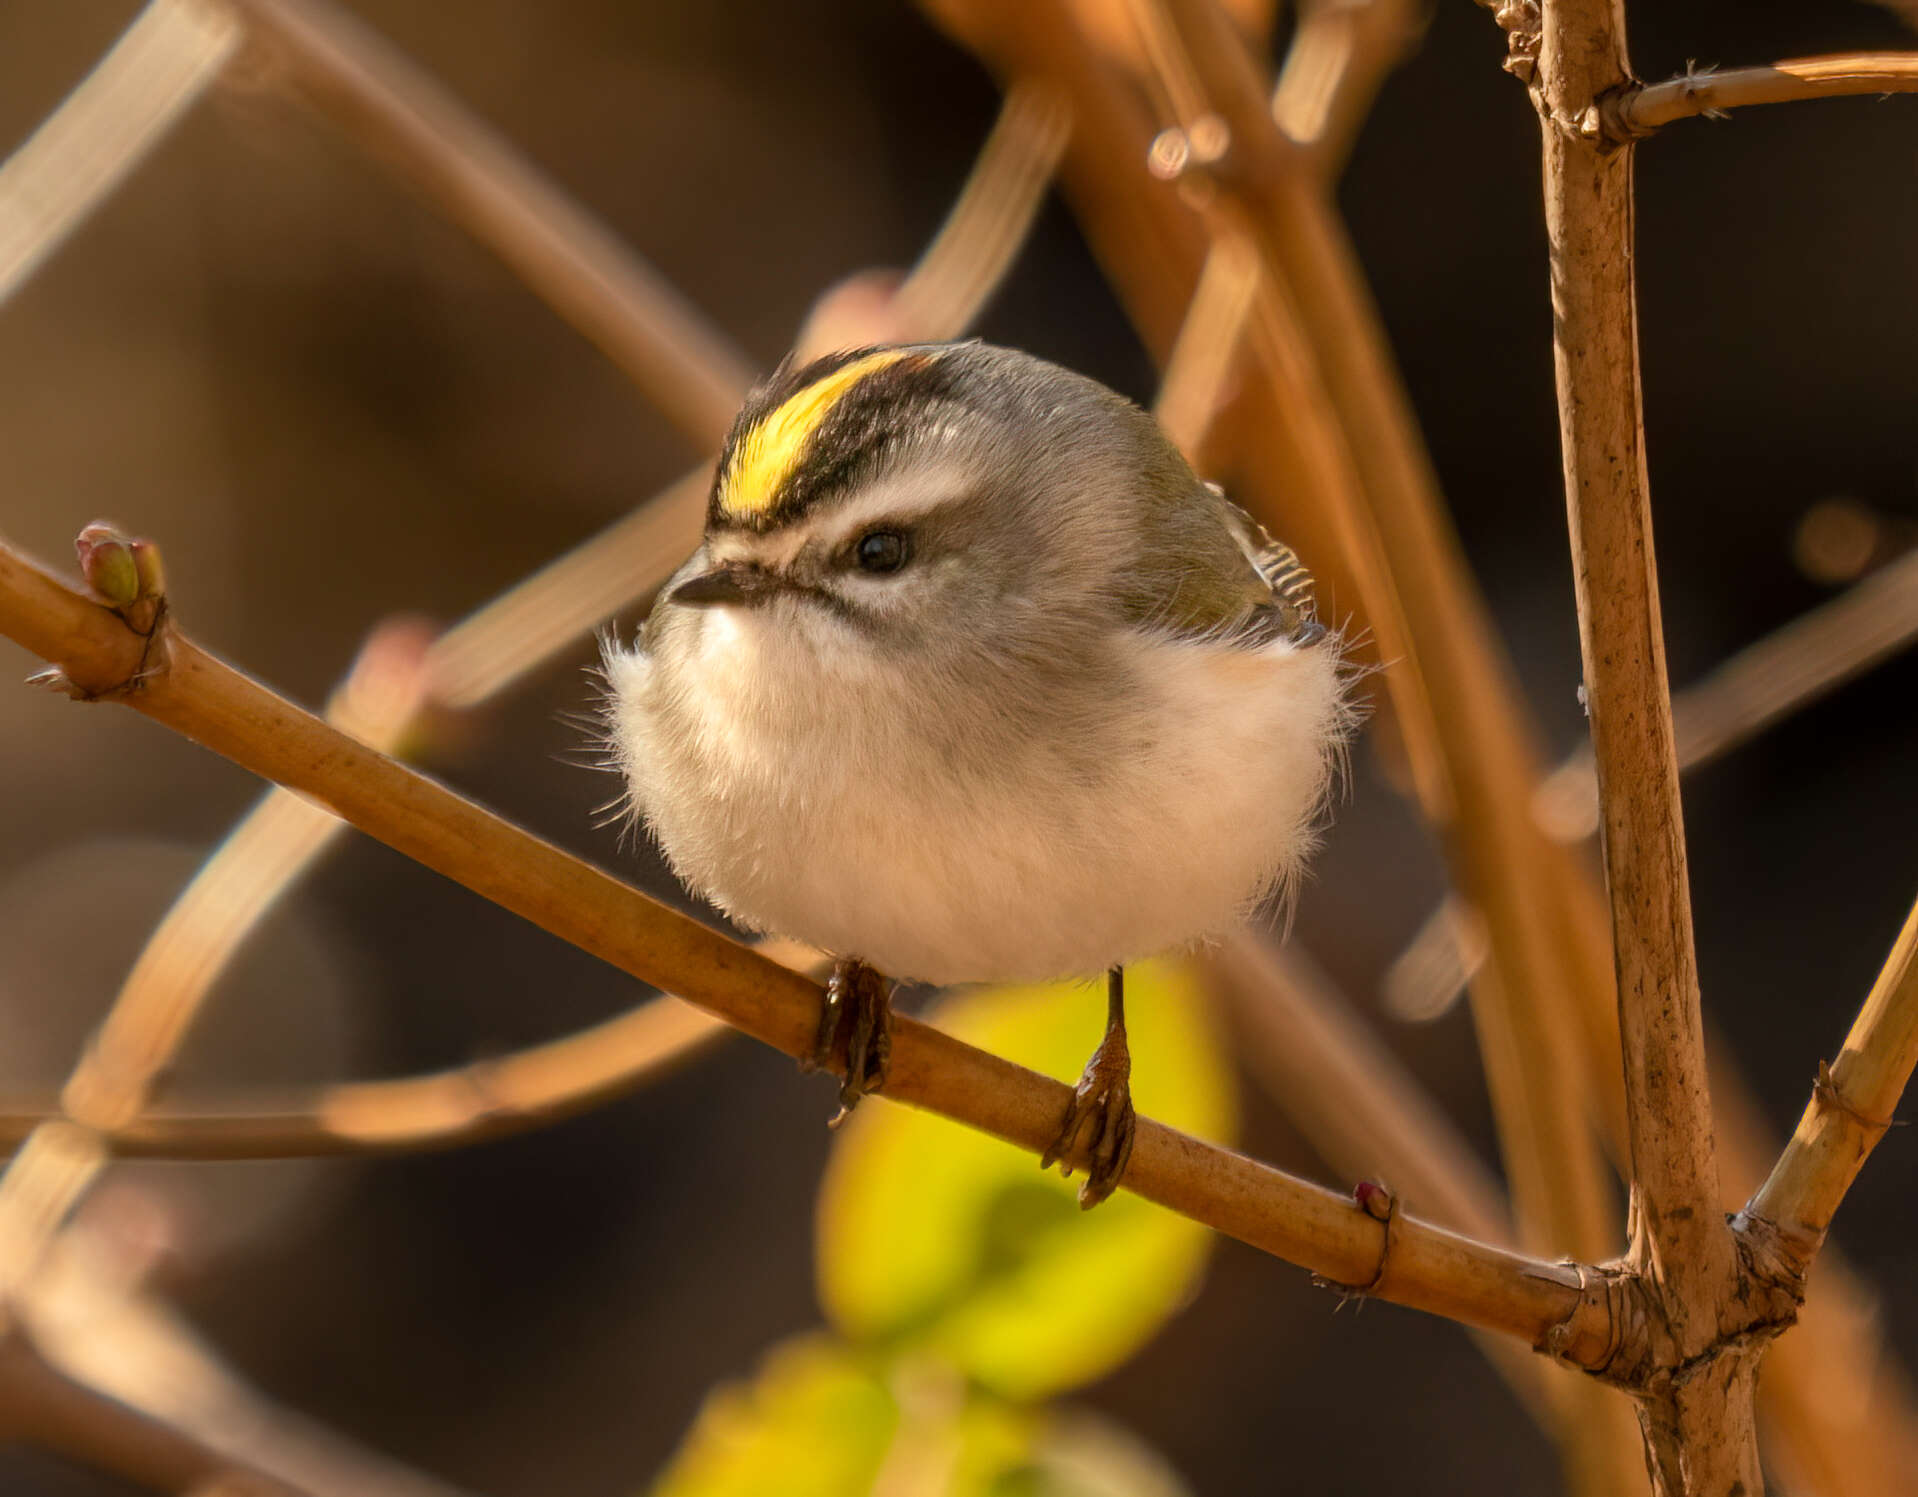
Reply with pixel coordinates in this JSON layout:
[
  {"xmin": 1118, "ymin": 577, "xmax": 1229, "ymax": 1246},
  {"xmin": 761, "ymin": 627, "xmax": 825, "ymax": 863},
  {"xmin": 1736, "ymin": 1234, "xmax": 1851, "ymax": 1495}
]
[{"xmin": 1120, "ymin": 483, "xmax": 1318, "ymax": 648}]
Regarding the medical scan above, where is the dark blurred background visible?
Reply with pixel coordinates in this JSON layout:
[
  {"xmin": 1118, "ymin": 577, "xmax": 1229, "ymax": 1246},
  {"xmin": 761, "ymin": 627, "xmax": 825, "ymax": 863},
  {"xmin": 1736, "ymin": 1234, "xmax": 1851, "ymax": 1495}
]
[{"xmin": 1, "ymin": 1, "xmax": 1914, "ymax": 1492}]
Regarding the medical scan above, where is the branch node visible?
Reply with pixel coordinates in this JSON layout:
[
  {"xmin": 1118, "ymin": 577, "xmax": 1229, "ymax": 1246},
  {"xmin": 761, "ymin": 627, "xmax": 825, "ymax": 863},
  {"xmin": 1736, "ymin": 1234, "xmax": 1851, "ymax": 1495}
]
[
  {"xmin": 1812, "ymin": 1057, "xmax": 1899, "ymax": 1137},
  {"xmin": 1595, "ymin": 84, "xmax": 1658, "ymax": 146},
  {"xmin": 38, "ymin": 525, "xmax": 176, "ymax": 700},
  {"xmin": 1729, "ymin": 1210, "xmax": 1810, "ymax": 1311},
  {"xmin": 1311, "ymin": 1179, "xmax": 1400, "ymax": 1306}
]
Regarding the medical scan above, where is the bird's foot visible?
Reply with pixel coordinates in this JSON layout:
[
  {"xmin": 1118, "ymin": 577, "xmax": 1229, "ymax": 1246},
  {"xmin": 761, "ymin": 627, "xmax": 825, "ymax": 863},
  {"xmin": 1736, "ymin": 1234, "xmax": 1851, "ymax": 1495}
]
[
  {"xmin": 805, "ymin": 956, "xmax": 893, "ymax": 1125},
  {"xmin": 1041, "ymin": 1032, "xmax": 1135, "ymax": 1210}
]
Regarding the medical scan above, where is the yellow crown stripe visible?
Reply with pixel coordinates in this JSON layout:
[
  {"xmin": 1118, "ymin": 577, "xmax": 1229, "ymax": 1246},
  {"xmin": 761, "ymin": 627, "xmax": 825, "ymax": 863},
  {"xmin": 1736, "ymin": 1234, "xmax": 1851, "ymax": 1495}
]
[{"xmin": 720, "ymin": 348, "xmax": 914, "ymax": 519}]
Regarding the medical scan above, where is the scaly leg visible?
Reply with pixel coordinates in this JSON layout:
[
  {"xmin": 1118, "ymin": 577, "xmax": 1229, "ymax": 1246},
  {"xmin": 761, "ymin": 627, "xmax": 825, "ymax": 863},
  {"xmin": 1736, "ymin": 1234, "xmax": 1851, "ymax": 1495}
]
[
  {"xmin": 1040, "ymin": 966, "xmax": 1136, "ymax": 1209},
  {"xmin": 806, "ymin": 956, "xmax": 893, "ymax": 1124}
]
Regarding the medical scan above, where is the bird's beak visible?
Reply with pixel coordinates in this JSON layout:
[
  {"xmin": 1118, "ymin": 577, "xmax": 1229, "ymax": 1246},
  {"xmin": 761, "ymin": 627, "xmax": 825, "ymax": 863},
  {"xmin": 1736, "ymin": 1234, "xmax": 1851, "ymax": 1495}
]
[{"xmin": 668, "ymin": 562, "xmax": 783, "ymax": 608}]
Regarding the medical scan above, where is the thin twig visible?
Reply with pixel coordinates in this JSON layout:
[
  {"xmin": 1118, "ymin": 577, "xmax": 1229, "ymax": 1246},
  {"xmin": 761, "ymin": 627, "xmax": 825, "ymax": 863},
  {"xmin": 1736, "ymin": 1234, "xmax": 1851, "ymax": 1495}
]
[
  {"xmin": 423, "ymin": 466, "xmax": 710, "ymax": 709},
  {"xmin": 1211, "ymin": 934, "xmax": 1512, "ymax": 1245},
  {"xmin": 889, "ymin": 80, "xmax": 1073, "ymax": 337},
  {"xmin": 221, "ymin": 0, "xmax": 756, "ymax": 449},
  {"xmin": 1150, "ymin": 233, "xmax": 1259, "ymax": 457},
  {"xmin": 1711, "ymin": 1050, "xmax": 1918, "ymax": 1497},
  {"xmin": 0, "ymin": 0, "xmax": 239, "ymax": 305},
  {"xmin": 1744, "ymin": 893, "xmax": 1918, "ymax": 1267},
  {"xmin": 0, "ymin": 993, "xmax": 726, "ymax": 1160},
  {"xmin": 1614, "ymin": 53, "xmax": 1918, "ymax": 137},
  {"xmin": 0, "ymin": 533, "xmax": 1625, "ymax": 1365}
]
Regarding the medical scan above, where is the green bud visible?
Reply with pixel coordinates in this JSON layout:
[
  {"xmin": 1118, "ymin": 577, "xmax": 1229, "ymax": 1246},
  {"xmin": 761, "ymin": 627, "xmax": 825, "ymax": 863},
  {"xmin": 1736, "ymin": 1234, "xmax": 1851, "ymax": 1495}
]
[
  {"xmin": 128, "ymin": 537, "xmax": 165, "ymax": 598},
  {"xmin": 75, "ymin": 524, "xmax": 141, "ymax": 607}
]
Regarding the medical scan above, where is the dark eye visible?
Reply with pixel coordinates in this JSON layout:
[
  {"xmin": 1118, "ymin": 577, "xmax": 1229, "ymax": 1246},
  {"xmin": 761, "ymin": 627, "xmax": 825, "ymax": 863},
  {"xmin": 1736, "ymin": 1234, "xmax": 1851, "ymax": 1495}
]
[{"xmin": 854, "ymin": 529, "xmax": 911, "ymax": 574}]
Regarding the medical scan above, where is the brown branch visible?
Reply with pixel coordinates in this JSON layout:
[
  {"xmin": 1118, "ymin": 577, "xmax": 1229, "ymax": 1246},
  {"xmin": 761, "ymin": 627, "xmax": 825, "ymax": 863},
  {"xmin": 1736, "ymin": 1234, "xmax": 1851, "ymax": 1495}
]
[
  {"xmin": 0, "ymin": 1334, "xmax": 303, "ymax": 1496},
  {"xmin": 1210, "ymin": 935, "xmax": 1512, "ymax": 1245},
  {"xmin": 1744, "ymin": 894, "xmax": 1918, "ymax": 1268},
  {"xmin": 1613, "ymin": 53, "xmax": 1918, "ymax": 137},
  {"xmin": 222, "ymin": 0, "xmax": 756, "ymax": 449},
  {"xmin": 1710, "ymin": 1050, "xmax": 1918, "ymax": 1497},
  {"xmin": 0, "ymin": 534, "xmax": 1627, "ymax": 1366},
  {"xmin": 1537, "ymin": 0, "xmax": 1752, "ymax": 1487},
  {"xmin": 888, "ymin": 80, "xmax": 1073, "ymax": 338}
]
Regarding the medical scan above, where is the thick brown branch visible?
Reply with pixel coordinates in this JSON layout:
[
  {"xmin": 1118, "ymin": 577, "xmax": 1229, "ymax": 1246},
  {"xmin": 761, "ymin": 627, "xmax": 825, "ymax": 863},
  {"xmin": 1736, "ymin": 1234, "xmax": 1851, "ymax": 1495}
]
[
  {"xmin": 0, "ymin": 534, "xmax": 1619, "ymax": 1363},
  {"xmin": 1539, "ymin": 0, "xmax": 1729, "ymax": 1313},
  {"xmin": 1612, "ymin": 53, "xmax": 1918, "ymax": 137},
  {"xmin": 1538, "ymin": 0, "xmax": 1750, "ymax": 1487},
  {"xmin": 1744, "ymin": 893, "xmax": 1918, "ymax": 1267}
]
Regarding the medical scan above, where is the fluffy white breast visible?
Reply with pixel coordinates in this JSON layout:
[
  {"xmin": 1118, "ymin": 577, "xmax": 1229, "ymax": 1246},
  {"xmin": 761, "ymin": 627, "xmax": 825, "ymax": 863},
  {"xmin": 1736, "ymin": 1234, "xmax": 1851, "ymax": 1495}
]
[{"xmin": 604, "ymin": 609, "xmax": 1349, "ymax": 986}]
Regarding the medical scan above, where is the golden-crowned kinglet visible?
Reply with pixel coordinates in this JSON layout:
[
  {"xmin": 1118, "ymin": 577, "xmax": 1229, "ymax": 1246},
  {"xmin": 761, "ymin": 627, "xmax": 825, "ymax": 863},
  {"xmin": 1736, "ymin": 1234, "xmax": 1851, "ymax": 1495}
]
[{"xmin": 604, "ymin": 342, "xmax": 1353, "ymax": 1206}]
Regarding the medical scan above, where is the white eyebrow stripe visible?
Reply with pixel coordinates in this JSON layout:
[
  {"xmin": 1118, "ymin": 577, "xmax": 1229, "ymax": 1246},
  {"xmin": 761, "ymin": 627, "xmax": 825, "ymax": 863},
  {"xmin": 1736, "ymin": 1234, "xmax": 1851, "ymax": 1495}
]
[{"xmin": 809, "ymin": 463, "xmax": 974, "ymax": 551}]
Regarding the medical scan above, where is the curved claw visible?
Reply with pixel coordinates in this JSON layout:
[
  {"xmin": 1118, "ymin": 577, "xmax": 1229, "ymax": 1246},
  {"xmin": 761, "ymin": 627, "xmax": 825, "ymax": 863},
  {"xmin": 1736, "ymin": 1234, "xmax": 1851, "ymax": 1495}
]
[
  {"xmin": 1042, "ymin": 1039, "xmax": 1135, "ymax": 1209},
  {"xmin": 806, "ymin": 957, "xmax": 893, "ymax": 1125}
]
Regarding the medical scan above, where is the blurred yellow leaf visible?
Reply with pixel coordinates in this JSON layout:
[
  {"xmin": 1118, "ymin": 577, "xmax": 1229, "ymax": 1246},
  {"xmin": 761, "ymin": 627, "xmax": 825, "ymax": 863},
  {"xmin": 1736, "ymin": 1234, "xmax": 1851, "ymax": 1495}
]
[
  {"xmin": 650, "ymin": 1336, "xmax": 1194, "ymax": 1497},
  {"xmin": 650, "ymin": 1335, "xmax": 896, "ymax": 1497},
  {"xmin": 816, "ymin": 959, "xmax": 1236, "ymax": 1400}
]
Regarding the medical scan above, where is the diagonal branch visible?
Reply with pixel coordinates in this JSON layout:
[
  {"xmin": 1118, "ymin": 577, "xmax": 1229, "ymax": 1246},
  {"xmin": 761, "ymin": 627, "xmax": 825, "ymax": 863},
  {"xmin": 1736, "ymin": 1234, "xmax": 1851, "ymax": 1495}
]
[
  {"xmin": 1271, "ymin": 0, "xmax": 1425, "ymax": 172},
  {"xmin": 1744, "ymin": 892, "xmax": 1918, "ymax": 1267},
  {"xmin": 0, "ymin": 532, "xmax": 1625, "ymax": 1366},
  {"xmin": 222, "ymin": 0, "xmax": 756, "ymax": 449},
  {"xmin": 0, "ymin": 0, "xmax": 239, "ymax": 307}
]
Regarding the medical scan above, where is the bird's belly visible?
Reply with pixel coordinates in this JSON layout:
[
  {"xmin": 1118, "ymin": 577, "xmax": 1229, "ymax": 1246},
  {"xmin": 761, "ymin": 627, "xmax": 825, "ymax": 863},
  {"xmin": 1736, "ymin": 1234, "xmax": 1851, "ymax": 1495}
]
[
  {"xmin": 631, "ymin": 634, "xmax": 1345, "ymax": 986},
  {"xmin": 697, "ymin": 776, "xmax": 1153, "ymax": 985}
]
